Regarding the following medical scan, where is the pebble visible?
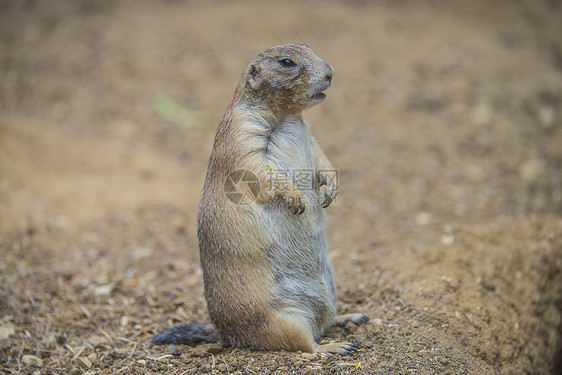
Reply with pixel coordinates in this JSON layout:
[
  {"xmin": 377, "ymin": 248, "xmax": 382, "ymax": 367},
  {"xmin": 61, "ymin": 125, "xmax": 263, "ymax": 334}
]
[
  {"xmin": 371, "ymin": 318, "xmax": 390, "ymax": 327},
  {"xmin": 0, "ymin": 322, "xmax": 15, "ymax": 340},
  {"xmin": 88, "ymin": 335, "xmax": 106, "ymax": 347},
  {"xmin": 217, "ymin": 363, "xmax": 227, "ymax": 372},
  {"xmin": 441, "ymin": 234, "xmax": 455, "ymax": 245},
  {"xmin": 77, "ymin": 356, "xmax": 92, "ymax": 369},
  {"xmin": 93, "ymin": 284, "xmax": 113, "ymax": 296},
  {"xmin": 22, "ymin": 354, "xmax": 43, "ymax": 368},
  {"xmin": 415, "ymin": 212, "xmax": 432, "ymax": 226}
]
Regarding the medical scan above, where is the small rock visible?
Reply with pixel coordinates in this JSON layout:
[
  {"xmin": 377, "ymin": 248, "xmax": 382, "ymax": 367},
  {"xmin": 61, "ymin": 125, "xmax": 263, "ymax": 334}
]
[
  {"xmin": 93, "ymin": 284, "xmax": 113, "ymax": 296},
  {"xmin": 199, "ymin": 364, "xmax": 211, "ymax": 373},
  {"xmin": 169, "ymin": 344, "xmax": 183, "ymax": 356},
  {"xmin": 132, "ymin": 247, "xmax": 153, "ymax": 260},
  {"xmin": 438, "ymin": 357, "xmax": 450, "ymax": 366},
  {"xmin": 0, "ymin": 322, "xmax": 15, "ymax": 340},
  {"xmin": 22, "ymin": 354, "xmax": 43, "ymax": 368},
  {"xmin": 217, "ymin": 363, "xmax": 227, "ymax": 372},
  {"xmin": 441, "ymin": 234, "xmax": 454, "ymax": 245},
  {"xmin": 300, "ymin": 352, "xmax": 319, "ymax": 360},
  {"xmin": 371, "ymin": 318, "xmax": 390, "ymax": 327},
  {"xmin": 205, "ymin": 344, "xmax": 223, "ymax": 354},
  {"xmin": 77, "ymin": 356, "xmax": 92, "ymax": 369},
  {"xmin": 415, "ymin": 212, "xmax": 432, "ymax": 226},
  {"xmin": 120, "ymin": 315, "xmax": 129, "ymax": 327},
  {"xmin": 88, "ymin": 335, "xmax": 106, "ymax": 348}
]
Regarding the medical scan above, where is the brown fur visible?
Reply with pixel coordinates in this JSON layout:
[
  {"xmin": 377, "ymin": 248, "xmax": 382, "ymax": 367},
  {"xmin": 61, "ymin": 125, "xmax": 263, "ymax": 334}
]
[{"xmin": 153, "ymin": 44, "xmax": 368, "ymax": 354}]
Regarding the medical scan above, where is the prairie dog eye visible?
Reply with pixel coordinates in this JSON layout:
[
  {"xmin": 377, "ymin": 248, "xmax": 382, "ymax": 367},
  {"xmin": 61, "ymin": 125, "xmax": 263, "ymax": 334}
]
[{"xmin": 279, "ymin": 58, "xmax": 296, "ymax": 67}]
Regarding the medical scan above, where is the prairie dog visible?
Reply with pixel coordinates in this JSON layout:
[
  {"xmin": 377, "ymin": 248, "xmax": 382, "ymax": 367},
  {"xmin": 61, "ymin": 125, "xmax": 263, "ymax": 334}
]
[{"xmin": 152, "ymin": 44, "xmax": 368, "ymax": 354}]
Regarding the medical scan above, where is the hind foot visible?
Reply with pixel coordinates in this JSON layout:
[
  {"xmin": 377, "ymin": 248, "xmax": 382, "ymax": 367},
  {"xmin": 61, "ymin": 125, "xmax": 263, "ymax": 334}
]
[
  {"xmin": 335, "ymin": 313, "xmax": 369, "ymax": 326},
  {"xmin": 313, "ymin": 341, "xmax": 358, "ymax": 355}
]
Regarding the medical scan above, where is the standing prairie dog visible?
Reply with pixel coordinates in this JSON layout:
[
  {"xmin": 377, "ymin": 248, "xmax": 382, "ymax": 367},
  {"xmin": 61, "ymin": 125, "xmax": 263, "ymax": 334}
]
[{"xmin": 152, "ymin": 44, "xmax": 368, "ymax": 354}]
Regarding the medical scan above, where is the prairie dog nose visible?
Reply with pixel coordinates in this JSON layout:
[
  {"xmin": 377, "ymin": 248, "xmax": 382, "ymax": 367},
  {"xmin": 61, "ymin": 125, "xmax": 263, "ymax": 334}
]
[{"xmin": 325, "ymin": 63, "xmax": 334, "ymax": 81}]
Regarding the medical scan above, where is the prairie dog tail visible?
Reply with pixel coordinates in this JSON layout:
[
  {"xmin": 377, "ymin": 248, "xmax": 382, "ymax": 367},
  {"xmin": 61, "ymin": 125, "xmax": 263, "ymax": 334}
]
[{"xmin": 151, "ymin": 323, "xmax": 219, "ymax": 345}]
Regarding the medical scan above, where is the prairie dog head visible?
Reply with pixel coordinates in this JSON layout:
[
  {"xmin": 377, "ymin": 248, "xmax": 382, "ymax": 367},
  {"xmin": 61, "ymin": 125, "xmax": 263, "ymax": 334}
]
[{"xmin": 241, "ymin": 44, "xmax": 334, "ymax": 112}]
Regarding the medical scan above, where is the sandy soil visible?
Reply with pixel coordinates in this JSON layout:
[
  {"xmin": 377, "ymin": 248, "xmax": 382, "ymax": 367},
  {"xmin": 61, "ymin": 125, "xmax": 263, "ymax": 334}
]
[{"xmin": 1, "ymin": 1, "xmax": 562, "ymax": 374}]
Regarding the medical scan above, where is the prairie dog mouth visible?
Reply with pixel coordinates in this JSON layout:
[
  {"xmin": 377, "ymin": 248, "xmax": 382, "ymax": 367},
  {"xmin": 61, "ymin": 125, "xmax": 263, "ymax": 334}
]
[
  {"xmin": 311, "ymin": 92, "xmax": 327, "ymax": 101},
  {"xmin": 312, "ymin": 79, "xmax": 331, "ymax": 100},
  {"xmin": 303, "ymin": 79, "xmax": 330, "ymax": 104}
]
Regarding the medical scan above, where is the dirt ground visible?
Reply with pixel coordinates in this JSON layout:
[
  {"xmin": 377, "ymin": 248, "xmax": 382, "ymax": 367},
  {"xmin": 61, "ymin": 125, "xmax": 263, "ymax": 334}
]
[{"xmin": 1, "ymin": 0, "xmax": 562, "ymax": 374}]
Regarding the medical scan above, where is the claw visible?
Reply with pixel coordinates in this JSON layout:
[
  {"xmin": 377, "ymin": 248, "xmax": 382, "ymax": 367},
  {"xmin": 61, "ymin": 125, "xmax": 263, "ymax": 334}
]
[
  {"xmin": 314, "ymin": 341, "xmax": 360, "ymax": 355},
  {"xmin": 287, "ymin": 196, "xmax": 294, "ymax": 209},
  {"xmin": 338, "ymin": 342, "xmax": 359, "ymax": 354},
  {"xmin": 318, "ymin": 174, "xmax": 327, "ymax": 186},
  {"xmin": 352, "ymin": 314, "xmax": 369, "ymax": 324},
  {"xmin": 286, "ymin": 194, "xmax": 304, "ymax": 215}
]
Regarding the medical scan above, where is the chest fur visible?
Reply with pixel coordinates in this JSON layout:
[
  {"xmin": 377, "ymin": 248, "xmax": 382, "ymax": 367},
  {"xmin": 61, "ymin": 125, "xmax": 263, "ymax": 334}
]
[{"xmin": 267, "ymin": 119, "xmax": 315, "ymax": 172}]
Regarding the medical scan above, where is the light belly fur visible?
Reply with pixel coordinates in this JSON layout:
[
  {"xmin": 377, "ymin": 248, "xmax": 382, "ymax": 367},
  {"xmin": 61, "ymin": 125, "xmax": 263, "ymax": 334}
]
[{"xmin": 253, "ymin": 119, "xmax": 337, "ymax": 336}]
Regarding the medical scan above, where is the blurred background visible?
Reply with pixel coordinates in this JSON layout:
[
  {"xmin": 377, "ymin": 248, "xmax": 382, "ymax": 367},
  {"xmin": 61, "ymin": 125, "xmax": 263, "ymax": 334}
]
[
  {"xmin": 1, "ymin": 0, "xmax": 561, "ymax": 230},
  {"xmin": 1, "ymin": 1, "xmax": 561, "ymax": 373}
]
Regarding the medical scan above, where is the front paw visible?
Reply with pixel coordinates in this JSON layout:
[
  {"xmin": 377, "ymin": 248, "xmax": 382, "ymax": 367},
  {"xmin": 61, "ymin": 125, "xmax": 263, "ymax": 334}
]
[
  {"xmin": 321, "ymin": 182, "xmax": 338, "ymax": 208},
  {"xmin": 286, "ymin": 190, "xmax": 305, "ymax": 215},
  {"xmin": 317, "ymin": 170, "xmax": 338, "ymax": 208},
  {"xmin": 335, "ymin": 313, "xmax": 369, "ymax": 326}
]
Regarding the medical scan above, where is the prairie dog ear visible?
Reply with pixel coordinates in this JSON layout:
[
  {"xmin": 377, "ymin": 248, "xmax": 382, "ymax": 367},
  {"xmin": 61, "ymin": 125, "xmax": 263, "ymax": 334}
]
[{"xmin": 245, "ymin": 63, "xmax": 263, "ymax": 90}]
